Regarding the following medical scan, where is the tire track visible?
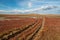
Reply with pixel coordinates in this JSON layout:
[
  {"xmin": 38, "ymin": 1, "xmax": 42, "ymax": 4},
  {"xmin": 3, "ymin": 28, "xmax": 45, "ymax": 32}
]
[
  {"xmin": 10, "ymin": 19, "xmax": 39, "ymax": 40},
  {"xmin": 17, "ymin": 19, "xmax": 41, "ymax": 40},
  {"xmin": 32, "ymin": 17, "xmax": 45, "ymax": 40},
  {"xmin": 27, "ymin": 18, "xmax": 43, "ymax": 40},
  {"xmin": 0, "ymin": 19, "xmax": 37, "ymax": 40}
]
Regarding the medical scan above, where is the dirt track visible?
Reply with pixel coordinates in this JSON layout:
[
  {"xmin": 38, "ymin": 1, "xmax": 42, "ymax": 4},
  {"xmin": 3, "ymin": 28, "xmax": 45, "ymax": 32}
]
[{"xmin": 0, "ymin": 16, "xmax": 60, "ymax": 40}]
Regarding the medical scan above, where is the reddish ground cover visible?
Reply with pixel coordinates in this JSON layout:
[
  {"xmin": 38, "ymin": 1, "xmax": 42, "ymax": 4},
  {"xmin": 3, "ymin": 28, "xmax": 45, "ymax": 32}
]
[
  {"xmin": 0, "ymin": 16, "xmax": 60, "ymax": 40},
  {"xmin": 0, "ymin": 17, "xmax": 37, "ymax": 33},
  {"xmin": 40, "ymin": 17, "xmax": 60, "ymax": 40}
]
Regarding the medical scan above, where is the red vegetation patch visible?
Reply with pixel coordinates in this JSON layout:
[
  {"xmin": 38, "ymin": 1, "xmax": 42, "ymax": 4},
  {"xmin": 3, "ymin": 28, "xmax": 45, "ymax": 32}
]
[
  {"xmin": 0, "ymin": 16, "xmax": 60, "ymax": 40},
  {"xmin": 0, "ymin": 18, "xmax": 37, "ymax": 33}
]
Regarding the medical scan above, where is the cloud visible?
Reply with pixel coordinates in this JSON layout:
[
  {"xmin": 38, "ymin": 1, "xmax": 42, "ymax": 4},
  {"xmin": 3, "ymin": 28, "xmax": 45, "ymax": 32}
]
[
  {"xmin": 28, "ymin": 2, "xmax": 32, "ymax": 8},
  {"xmin": 0, "ymin": 5, "xmax": 58, "ymax": 13},
  {"xmin": 0, "ymin": 10, "xmax": 6, "ymax": 12},
  {"xmin": 40, "ymin": 5, "xmax": 57, "ymax": 10},
  {"xmin": 16, "ymin": 0, "xmax": 34, "ymax": 8}
]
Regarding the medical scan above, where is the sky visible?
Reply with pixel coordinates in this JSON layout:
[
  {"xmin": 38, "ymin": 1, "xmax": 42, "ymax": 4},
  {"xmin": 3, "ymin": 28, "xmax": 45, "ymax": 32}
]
[{"xmin": 0, "ymin": 0, "xmax": 60, "ymax": 14}]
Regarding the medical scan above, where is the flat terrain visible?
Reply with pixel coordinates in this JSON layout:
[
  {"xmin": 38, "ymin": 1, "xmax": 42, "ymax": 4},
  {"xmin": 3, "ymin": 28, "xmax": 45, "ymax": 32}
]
[{"xmin": 0, "ymin": 14, "xmax": 60, "ymax": 40}]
